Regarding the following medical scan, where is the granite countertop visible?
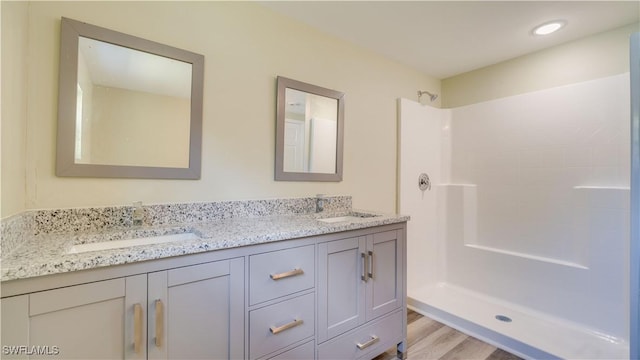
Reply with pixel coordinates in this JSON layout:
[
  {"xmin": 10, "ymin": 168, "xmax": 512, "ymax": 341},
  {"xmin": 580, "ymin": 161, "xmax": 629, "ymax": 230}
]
[{"xmin": 1, "ymin": 210, "xmax": 409, "ymax": 282}]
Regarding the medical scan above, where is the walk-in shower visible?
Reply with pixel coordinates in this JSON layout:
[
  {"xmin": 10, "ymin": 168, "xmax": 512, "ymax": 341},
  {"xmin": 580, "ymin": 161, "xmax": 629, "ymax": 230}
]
[{"xmin": 399, "ymin": 73, "xmax": 631, "ymax": 359}]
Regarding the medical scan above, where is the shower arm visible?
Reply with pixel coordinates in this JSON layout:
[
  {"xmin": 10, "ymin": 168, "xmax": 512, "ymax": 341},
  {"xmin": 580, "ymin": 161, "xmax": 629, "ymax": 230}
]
[{"xmin": 417, "ymin": 90, "xmax": 438, "ymax": 102}]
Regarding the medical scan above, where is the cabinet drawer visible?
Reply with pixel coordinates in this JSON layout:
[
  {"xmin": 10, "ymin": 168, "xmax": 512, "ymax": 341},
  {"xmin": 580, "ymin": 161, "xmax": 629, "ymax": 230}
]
[
  {"xmin": 317, "ymin": 310, "xmax": 403, "ymax": 360},
  {"xmin": 267, "ymin": 340, "xmax": 314, "ymax": 360},
  {"xmin": 250, "ymin": 245, "xmax": 314, "ymax": 305},
  {"xmin": 250, "ymin": 293, "xmax": 315, "ymax": 359}
]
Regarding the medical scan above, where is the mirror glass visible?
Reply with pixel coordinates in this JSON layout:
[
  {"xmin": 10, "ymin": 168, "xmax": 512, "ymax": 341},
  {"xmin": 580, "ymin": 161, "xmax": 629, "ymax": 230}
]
[
  {"xmin": 57, "ymin": 18, "xmax": 204, "ymax": 179},
  {"xmin": 283, "ymin": 88, "xmax": 338, "ymax": 174},
  {"xmin": 76, "ymin": 37, "xmax": 192, "ymax": 168},
  {"xmin": 275, "ymin": 77, "xmax": 344, "ymax": 181}
]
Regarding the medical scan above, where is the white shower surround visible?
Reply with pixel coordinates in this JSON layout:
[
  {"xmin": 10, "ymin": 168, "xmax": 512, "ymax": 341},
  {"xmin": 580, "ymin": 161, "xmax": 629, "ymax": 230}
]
[{"xmin": 399, "ymin": 74, "xmax": 630, "ymax": 359}]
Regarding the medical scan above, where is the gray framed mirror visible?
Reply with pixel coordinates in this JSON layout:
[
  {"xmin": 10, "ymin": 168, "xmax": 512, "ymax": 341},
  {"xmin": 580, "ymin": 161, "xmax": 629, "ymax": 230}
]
[
  {"xmin": 275, "ymin": 77, "xmax": 344, "ymax": 181},
  {"xmin": 56, "ymin": 17, "xmax": 204, "ymax": 179}
]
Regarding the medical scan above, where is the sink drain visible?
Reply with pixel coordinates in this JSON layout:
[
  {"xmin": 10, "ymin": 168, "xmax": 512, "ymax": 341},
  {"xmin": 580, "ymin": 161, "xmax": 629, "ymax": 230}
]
[{"xmin": 495, "ymin": 315, "xmax": 512, "ymax": 322}]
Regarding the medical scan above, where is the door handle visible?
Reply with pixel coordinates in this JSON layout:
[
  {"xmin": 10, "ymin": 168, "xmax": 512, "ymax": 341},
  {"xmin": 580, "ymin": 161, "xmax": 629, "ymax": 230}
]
[
  {"xmin": 133, "ymin": 303, "xmax": 143, "ymax": 354},
  {"xmin": 155, "ymin": 299, "xmax": 164, "ymax": 347},
  {"xmin": 361, "ymin": 252, "xmax": 368, "ymax": 282},
  {"xmin": 368, "ymin": 250, "xmax": 374, "ymax": 280}
]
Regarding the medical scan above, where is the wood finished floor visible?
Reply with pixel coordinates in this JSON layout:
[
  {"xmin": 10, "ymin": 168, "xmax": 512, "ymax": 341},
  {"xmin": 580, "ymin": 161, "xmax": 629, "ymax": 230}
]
[{"xmin": 372, "ymin": 310, "xmax": 523, "ymax": 360}]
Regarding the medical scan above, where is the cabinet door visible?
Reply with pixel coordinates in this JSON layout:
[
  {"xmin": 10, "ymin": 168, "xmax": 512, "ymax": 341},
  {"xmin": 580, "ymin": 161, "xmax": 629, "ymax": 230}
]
[
  {"xmin": 1, "ymin": 276, "xmax": 147, "ymax": 360},
  {"xmin": 317, "ymin": 236, "xmax": 366, "ymax": 342},
  {"xmin": 366, "ymin": 230, "xmax": 404, "ymax": 320},
  {"xmin": 148, "ymin": 258, "xmax": 244, "ymax": 360}
]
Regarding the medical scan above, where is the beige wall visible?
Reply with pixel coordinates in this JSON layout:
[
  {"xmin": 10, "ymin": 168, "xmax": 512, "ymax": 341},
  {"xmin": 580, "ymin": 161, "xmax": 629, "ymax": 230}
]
[
  {"xmin": 2, "ymin": 1, "xmax": 438, "ymax": 214},
  {"xmin": 442, "ymin": 22, "xmax": 640, "ymax": 108},
  {"xmin": 8, "ymin": 1, "xmax": 631, "ymax": 216},
  {"xmin": 1, "ymin": 2, "xmax": 29, "ymax": 218}
]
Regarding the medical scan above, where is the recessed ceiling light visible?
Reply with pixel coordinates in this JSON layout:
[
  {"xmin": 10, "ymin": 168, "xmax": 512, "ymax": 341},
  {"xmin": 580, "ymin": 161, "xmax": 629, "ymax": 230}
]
[{"xmin": 532, "ymin": 20, "xmax": 567, "ymax": 36}]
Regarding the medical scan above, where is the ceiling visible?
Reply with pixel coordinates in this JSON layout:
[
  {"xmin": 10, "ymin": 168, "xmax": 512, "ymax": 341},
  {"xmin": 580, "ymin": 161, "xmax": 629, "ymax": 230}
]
[
  {"xmin": 260, "ymin": 1, "xmax": 640, "ymax": 79},
  {"xmin": 79, "ymin": 37, "xmax": 191, "ymax": 99}
]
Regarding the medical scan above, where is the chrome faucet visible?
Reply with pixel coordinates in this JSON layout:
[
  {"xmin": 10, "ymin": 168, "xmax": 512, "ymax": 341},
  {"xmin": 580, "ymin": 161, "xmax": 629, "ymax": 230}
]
[
  {"xmin": 316, "ymin": 194, "xmax": 325, "ymax": 213},
  {"xmin": 132, "ymin": 201, "xmax": 144, "ymax": 226}
]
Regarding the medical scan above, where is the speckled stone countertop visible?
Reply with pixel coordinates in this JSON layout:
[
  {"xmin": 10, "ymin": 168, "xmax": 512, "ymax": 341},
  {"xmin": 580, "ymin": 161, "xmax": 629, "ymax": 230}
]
[{"xmin": 1, "ymin": 210, "xmax": 408, "ymax": 282}]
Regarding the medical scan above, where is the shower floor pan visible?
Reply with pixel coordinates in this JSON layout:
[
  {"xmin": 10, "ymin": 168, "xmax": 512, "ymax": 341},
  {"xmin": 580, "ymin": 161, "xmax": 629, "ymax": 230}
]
[{"xmin": 408, "ymin": 283, "xmax": 628, "ymax": 360}]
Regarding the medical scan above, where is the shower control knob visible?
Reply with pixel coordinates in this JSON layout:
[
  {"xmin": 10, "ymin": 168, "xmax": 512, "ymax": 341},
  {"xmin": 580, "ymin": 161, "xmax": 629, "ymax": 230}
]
[{"xmin": 418, "ymin": 173, "xmax": 431, "ymax": 191}]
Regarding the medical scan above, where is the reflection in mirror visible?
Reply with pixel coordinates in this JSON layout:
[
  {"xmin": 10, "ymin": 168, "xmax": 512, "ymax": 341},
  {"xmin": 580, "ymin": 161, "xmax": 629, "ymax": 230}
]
[
  {"xmin": 276, "ymin": 77, "xmax": 344, "ymax": 181},
  {"xmin": 76, "ymin": 37, "xmax": 192, "ymax": 168},
  {"xmin": 57, "ymin": 17, "xmax": 204, "ymax": 179},
  {"xmin": 283, "ymin": 88, "xmax": 338, "ymax": 174}
]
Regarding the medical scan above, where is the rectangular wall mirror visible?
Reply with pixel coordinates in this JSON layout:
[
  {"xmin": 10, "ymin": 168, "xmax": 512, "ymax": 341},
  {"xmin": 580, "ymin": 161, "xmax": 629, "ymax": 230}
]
[
  {"xmin": 56, "ymin": 17, "xmax": 204, "ymax": 179},
  {"xmin": 275, "ymin": 77, "xmax": 344, "ymax": 181}
]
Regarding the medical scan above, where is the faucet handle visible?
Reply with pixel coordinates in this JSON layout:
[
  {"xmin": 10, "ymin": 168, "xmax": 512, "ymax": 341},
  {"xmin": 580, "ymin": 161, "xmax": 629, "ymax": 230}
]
[{"xmin": 132, "ymin": 201, "xmax": 144, "ymax": 226}]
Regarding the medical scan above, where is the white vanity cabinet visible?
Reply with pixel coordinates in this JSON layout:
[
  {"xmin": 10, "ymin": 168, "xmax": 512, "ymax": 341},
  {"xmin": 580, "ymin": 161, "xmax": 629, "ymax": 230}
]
[
  {"xmin": 248, "ymin": 244, "xmax": 316, "ymax": 360},
  {"xmin": 147, "ymin": 258, "xmax": 245, "ymax": 360},
  {"xmin": 317, "ymin": 229, "xmax": 405, "ymax": 359},
  {"xmin": 1, "ymin": 222, "xmax": 407, "ymax": 360},
  {"xmin": 1, "ymin": 276, "xmax": 147, "ymax": 360},
  {"xmin": 1, "ymin": 258, "xmax": 244, "ymax": 360}
]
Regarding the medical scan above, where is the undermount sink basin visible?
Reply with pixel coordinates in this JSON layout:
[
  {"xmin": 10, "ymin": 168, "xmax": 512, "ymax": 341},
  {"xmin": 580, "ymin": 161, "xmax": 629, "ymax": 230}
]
[
  {"xmin": 67, "ymin": 232, "xmax": 200, "ymax": 254},
  {"xmin": 317, "ymin": 216, "xmax": 363, "ymax": 223},
  {"xmin": 317, "ymin": 213, "xmax": 381, "ymax": 223}
]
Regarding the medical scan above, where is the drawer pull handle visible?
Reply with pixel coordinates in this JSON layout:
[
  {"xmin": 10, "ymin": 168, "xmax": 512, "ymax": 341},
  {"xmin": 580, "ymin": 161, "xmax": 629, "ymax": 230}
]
[
  {"xmin": 133, "ymin": 303, "xmax": 143, "ymax": 354},
  {"xmin": 270, "ymin": 319, "xmax": 303, "ymax": 334},
  {"xmin": 368, "ymin": 250, "xmax": 374, "ymax": 280},
  {"xmin": 356, "ymin": 335, "xmax": 379, "ymax": 350},
  {"xmin": 155, "ymin": 299, "xmax": 164, "ymax": 347},
  {"xmin": 270, "ymin": 268, "xmax": 304, "ymax": 280}
]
